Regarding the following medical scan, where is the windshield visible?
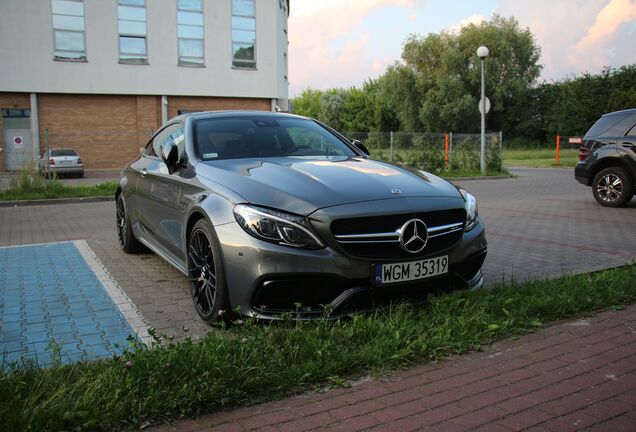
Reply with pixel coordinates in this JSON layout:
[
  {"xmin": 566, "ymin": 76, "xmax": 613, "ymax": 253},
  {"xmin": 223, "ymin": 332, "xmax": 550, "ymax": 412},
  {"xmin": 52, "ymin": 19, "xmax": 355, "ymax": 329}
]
[{"xmin": 194, "ymin": 116, "xmax": 357, "ymax": 161}]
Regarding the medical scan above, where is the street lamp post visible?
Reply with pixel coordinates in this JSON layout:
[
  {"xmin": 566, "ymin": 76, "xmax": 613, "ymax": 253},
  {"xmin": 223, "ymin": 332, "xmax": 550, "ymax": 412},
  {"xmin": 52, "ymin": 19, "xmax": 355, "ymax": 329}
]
[{"xmin": 477, "ymin": 45, "xmax": 489, "ymax": 175}]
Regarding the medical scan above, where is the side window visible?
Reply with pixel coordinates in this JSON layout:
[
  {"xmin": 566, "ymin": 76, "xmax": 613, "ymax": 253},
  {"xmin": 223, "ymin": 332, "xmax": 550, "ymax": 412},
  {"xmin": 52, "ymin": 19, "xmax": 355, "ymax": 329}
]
[
  {"xmin": 171, "ymin": 128, "xmax": 186, "ymax": 160},
  {"xmin": 144, "ymin": 138, "xmax": 155, "ymax": 156},
  {"xmin": 149, "ymin": 124, "xmax": 181, "ymax": 158},
  {"xmin": 626, "ymin": 123, "xmax": 636, "ymax": 137}
]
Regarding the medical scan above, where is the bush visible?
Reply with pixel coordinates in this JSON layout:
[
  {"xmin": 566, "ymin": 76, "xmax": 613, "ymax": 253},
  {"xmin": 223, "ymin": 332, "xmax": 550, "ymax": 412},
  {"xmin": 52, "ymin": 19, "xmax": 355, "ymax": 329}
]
[
  {"xmin": 407, "ymin": 135, "xmax": 446, "ymax": 172},
  {"xmin": 450, "ymin": 138, "xmax": 480, "ymax": 172},
  {"xmin": 393, "ymin": 132, "xmax": 413, "ymax": 149},
  {"xmin": 487, "ymin": 140, "xmax": 502, "ymax": 172}
]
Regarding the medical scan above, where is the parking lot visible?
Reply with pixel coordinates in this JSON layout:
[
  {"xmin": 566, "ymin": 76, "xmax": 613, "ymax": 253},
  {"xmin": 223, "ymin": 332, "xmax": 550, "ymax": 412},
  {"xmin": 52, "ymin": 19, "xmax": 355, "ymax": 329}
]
[{"xmin": 1, "ymin": 167, "xmax": 635, "ymax": 360}]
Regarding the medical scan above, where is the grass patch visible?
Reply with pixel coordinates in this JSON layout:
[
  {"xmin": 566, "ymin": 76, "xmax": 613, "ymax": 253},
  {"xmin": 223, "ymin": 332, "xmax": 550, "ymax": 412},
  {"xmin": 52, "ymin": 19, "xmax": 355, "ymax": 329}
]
[
  {"xmin": 503, "ymin": 148, "xmax": 579, "ymax": 168},
  {"xmin": 2, "ymin": 265, "xmax": 636, "ymax": 431},
  {"xmin": 0, "ymin": 170, "xmax": 116, "ymax": 201}
]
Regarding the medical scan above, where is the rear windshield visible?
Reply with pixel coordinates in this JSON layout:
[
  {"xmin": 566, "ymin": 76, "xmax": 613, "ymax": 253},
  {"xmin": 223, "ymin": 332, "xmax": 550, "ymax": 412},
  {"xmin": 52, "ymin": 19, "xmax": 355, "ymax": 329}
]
[
  {"xmin": 585, "ymin": 113, "xmax": 636, "ymax": 138},
  {"xmin": 194, "ymin": 116, "xmax": 357, "ymax": 161},
  {"xmin": 50, "ymin": 149, "xmax": 77, "ymax": 156}
]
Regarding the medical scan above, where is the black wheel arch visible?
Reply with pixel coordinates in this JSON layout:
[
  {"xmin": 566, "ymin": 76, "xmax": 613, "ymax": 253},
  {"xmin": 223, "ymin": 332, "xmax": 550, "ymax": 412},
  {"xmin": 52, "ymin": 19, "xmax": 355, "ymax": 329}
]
[
  {"xmin": 185, "ymin": 210, "xmax": 207, "ymax": 244},
  {"xmin": 589, "ymin": 157, "xmax": 634, "ymax": 186}
]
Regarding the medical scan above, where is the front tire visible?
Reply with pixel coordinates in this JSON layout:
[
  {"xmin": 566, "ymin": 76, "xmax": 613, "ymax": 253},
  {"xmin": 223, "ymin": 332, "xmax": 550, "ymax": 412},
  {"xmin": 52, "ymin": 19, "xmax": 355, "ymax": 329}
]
[
  {"xmin": 592, "ymin": 167, "xmax": 634, "ymax": 207},
  {"xmin": 188, "ymin": 219, "xmax": 229, "ymax": 322},
  {"xmin": 116, "ymin": 195, "xmax": 144, "ymax": 253}
]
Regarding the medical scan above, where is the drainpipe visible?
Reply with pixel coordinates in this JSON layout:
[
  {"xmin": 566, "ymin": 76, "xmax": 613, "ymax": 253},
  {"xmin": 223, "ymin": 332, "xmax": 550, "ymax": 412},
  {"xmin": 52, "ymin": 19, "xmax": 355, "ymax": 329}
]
[
  {"xmin": 161, "ymin": 96, "xmax": 168, "ymax": 124},
  {"xmin": 30, "ymin": 93, "xmax": 40, "ymax": 166}
]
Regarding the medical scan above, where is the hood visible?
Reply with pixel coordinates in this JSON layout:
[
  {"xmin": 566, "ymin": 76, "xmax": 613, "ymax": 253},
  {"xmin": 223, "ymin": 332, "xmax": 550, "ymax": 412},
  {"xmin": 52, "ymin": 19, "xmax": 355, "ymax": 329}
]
[{"xmin": 196, "ymin": 156, "xmax": 461, "ymax": 215}]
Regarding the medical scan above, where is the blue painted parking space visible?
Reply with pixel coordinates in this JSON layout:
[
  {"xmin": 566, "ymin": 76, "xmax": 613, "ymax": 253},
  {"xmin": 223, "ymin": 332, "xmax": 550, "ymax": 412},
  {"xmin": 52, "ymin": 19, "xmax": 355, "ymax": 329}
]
[{"xmin": 0, "ymin": 241, "xmax": 138, "ymax": 367}]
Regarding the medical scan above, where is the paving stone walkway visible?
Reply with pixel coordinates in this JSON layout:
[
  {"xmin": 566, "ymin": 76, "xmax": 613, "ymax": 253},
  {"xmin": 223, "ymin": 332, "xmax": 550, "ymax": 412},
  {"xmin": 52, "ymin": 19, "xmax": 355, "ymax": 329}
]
[
  {"xmin": 0, "ymin": 168, "xmax": 634, "ymax": 342},
  {"xmin": 0, "ymin": 240, "xmax": 147, "ymax": 366},
  {"xmin": 149, "ymin": 304, "xmax": 636, "ymax": 432}
]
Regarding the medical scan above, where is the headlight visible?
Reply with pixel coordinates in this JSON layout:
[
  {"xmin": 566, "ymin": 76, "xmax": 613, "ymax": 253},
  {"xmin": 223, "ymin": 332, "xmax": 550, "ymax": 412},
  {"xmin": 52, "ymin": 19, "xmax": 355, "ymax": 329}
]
[
  {"xmin": 233, "ymin": 204, "xmax": 324, "ymax": 249},
  {"xmin": 458, "ymin": 188, "xmax": 479, "ymax": 231}
]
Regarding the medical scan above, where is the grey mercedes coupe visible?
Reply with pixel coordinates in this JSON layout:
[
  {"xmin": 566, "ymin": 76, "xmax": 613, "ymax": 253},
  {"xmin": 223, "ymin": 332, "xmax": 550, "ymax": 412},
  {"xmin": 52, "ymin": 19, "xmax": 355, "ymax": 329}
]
[{"xmin": 116, "ymin": 111, "xmax": 487, "ymax": 321}]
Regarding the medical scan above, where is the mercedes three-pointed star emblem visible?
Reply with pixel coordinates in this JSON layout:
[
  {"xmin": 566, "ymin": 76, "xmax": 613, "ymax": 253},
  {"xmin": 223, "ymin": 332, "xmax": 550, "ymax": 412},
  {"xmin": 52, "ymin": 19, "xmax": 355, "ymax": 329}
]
[{"xmin": 398, "ymin": 219, "xmax": 428, "ymax": 254}]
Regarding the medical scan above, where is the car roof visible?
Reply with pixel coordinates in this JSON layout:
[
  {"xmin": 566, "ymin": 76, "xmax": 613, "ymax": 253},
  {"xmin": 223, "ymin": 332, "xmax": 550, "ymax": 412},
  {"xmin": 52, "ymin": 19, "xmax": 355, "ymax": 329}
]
[
  {"xmin": 602, "ymin": 108, "xmax": 636, "ymax": 118},
  {"xmin": 177, "ymin": 110, "xmax": 310, "ymax": 122}
]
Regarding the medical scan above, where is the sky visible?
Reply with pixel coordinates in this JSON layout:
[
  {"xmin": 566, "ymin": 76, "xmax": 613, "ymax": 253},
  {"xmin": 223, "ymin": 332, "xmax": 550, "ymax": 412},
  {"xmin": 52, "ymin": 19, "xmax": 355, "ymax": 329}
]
[{"xmin": 287, "ymin": 0, "xmax": 636, "ymax": 96}]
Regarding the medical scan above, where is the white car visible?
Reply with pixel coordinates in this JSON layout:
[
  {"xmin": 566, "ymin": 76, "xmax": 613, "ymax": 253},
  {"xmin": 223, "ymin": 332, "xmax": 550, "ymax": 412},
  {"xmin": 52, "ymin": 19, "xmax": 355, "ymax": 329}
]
[{"xmin": 39, "ymin": 149, "xmax": 84, "ymax": 178}]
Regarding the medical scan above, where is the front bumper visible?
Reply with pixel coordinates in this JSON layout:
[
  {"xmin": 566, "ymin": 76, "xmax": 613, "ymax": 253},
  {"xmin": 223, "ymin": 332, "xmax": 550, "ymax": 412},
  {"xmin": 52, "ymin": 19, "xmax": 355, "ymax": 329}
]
[{"xmin": 215, "ymin": 218, "xmax": 487, "ymax": 319}]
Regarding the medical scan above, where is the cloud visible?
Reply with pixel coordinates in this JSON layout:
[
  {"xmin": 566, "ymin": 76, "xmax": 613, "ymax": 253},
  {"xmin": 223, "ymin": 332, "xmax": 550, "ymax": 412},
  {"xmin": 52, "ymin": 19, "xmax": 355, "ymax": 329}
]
[
  {"xmin": 291, "ymin": 0, "xmax": 418, "ymax": 35},
  {"xmin": 288, "ymin": 0, "xmax": 429, "ymax": 95},
  {"xmin": 569, "ymin": 0, "xmax": 636, "ymax": 69},
  {"xmin": 496, "ymin": 0, "xmax": 635, "ymax": 80},
  {"xmin": 447, "ymin": 14, "xmax": 487, "ymax": 33}
]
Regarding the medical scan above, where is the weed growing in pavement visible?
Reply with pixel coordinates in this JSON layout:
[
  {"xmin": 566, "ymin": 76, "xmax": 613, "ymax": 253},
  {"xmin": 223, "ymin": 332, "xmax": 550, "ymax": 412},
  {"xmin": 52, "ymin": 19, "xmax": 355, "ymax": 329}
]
[
  {"xmin": 1, "ymin": 265, "xmax": 635, "ymax": 431},
  {"xmin": 0, "ymin": 168, "xmax": 116, "ymax": 200}
]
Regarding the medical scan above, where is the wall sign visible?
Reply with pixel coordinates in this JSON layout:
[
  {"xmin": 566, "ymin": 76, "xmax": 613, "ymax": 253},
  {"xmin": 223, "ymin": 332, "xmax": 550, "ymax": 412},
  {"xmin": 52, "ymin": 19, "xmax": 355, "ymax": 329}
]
[{"xmin": 13, "ymin": 136, "xmax": 23, "ymax": 148}]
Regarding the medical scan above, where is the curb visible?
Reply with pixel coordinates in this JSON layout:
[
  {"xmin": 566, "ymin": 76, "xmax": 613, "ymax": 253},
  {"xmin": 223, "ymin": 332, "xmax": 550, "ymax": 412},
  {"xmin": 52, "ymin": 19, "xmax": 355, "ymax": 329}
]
[
  {"xmin": 0, "ymin": 195, "xmax": 114, "ymax": 207},
  {"xmin": 445, "ymin": 174, "xmax": 513, "ymax": 181}
]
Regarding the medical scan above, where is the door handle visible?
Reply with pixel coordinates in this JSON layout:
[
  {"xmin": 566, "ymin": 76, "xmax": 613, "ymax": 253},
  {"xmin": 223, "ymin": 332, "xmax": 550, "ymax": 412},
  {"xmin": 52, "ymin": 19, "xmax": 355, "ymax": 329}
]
[{"xmin": 140, "ymin": 168, "xmax": 148, "ymax": 177}]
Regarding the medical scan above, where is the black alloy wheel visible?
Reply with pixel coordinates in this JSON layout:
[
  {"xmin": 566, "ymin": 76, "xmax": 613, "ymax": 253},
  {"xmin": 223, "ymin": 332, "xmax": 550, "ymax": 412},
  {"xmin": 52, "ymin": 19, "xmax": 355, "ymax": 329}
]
[
  {"xmin": 592, "ymin": 166, "xmax": 634, "ymax": 207},
  {"xmin": 116, "ymin": 195, "xmax": 143, "ymax": 253},
  {"xmin": 188, "ymin": 219, "xmax": 228, "ymax": 322}
]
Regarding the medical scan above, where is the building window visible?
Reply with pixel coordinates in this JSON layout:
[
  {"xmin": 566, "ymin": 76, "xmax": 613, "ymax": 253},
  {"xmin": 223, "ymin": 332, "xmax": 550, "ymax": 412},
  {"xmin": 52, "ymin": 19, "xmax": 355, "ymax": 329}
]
[
  {"xmin": 232, "ymin": 0, "xmax": 256, "ymax": 69},
  {"xmin": 1, "ymin": 109, "xmax": 31, "ymax": 118},
  {"xmin": 177, "ymin": 0, "xmax": 204, "ymax": 66},
  {"xmin": 51, "ymin": 0, "xmax": 86, "ymax": 61},
  {"xmin": 118, "ymin": 0, "xmax": 147, "ymax": 64}
]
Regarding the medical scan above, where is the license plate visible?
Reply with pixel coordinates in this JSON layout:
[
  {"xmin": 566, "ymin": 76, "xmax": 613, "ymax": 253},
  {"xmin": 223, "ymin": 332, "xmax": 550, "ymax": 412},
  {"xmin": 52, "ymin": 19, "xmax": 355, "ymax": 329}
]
[
  {"xmin": 60, "ymin": 160, "xmax": 72, "ymax": 165},
  {"xmin": 374, "ymin": 255, "xmax": 448, "ymax": 285}
]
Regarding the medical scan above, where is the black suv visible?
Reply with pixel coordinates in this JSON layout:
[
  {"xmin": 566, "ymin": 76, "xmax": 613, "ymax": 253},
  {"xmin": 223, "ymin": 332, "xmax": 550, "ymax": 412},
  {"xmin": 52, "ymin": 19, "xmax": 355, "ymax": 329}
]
[{"xmin": 575, "ymin": 108, "xmax": 636, "ymax": 207}]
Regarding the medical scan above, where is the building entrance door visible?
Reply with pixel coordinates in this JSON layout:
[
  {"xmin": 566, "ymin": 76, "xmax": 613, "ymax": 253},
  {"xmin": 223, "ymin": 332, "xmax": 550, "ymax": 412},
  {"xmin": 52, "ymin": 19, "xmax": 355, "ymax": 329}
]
[{"xmin": 2, "ymin": 109, "xmax": 33, "ymax": 171}]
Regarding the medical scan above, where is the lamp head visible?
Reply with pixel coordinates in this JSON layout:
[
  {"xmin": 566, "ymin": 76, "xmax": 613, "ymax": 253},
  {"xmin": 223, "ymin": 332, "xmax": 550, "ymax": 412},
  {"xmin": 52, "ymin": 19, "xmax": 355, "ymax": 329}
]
[{"xmin": 477, "ymin": 46, "xmax": 489, "ymax": 59}]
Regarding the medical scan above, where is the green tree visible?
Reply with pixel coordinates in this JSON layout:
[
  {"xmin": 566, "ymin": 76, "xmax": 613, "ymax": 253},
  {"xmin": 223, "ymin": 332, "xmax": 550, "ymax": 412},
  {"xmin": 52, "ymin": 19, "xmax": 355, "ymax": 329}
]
[
  {"xmin": 292, "ymin": 89, "xmax": 323, "ymax": 119},
  {"xmin": 378, "ymin": 64, "xmax": 424, "ymax": 131},
  {"xmin": 546, "ymin": 66, "xmax": 636, "ymax": 137},
  {"xmin": 319, "ymin": 89, "xmax": 347, "ymax": 131},
  {"xmin": 363, "ymin": 78, "xmax": 400, "ymax": 132},
  {"xmin": 385, "ymin": 15, "xmax": 542, "ymax": 134}
]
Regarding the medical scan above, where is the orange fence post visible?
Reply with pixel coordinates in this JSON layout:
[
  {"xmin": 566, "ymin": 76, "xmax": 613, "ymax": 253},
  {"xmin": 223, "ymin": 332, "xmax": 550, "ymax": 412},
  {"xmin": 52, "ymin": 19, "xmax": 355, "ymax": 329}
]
[
  {"xmin": 444, "ymin": 133, "xmax": 449, "ymax": 166},
  {"xmin": 556, "ymin": 135, "xmax": 561, "ymax": 166}
]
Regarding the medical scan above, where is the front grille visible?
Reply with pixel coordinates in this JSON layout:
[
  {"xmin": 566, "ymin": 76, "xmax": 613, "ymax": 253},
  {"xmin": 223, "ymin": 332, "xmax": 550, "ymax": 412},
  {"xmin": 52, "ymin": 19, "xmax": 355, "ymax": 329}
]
[{"xmin": 331, "ymin": 209, "xmax": 466, "ymax": 260}]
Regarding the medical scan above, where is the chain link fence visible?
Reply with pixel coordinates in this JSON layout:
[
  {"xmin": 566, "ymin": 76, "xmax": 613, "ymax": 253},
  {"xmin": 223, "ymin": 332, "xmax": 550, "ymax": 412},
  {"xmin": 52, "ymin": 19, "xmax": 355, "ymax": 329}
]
[{"xmin": 347, "ymin": 131, "xmax": 503, "ymax": 174}]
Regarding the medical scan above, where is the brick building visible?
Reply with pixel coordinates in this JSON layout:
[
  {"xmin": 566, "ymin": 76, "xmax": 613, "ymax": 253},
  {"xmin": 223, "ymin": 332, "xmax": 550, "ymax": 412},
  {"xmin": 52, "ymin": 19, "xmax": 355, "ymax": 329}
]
[{"xmin": 0, "ymin": 0, "xmax": 289, "ymax": 170}]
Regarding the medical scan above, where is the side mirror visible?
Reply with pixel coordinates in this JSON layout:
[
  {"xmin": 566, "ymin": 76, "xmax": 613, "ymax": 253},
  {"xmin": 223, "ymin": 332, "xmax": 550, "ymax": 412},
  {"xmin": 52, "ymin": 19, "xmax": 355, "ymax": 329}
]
[
  {"xmin": 162, "ymin": 141, "xmax": 179, "ymax": 174},
  {"xmin": 351, "ymin": 139, "xmax": 370, "ymax": 157}
]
